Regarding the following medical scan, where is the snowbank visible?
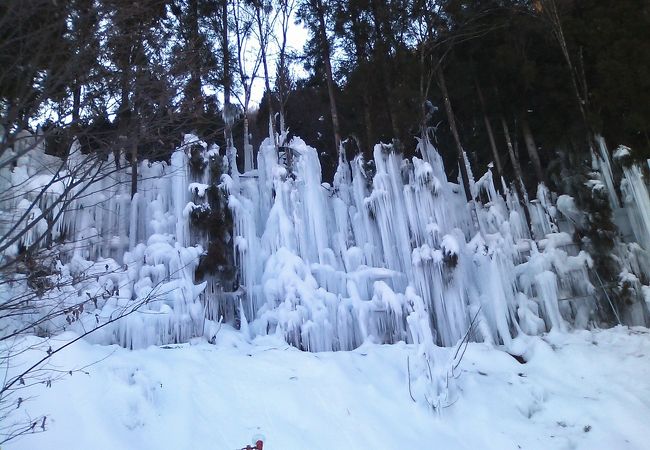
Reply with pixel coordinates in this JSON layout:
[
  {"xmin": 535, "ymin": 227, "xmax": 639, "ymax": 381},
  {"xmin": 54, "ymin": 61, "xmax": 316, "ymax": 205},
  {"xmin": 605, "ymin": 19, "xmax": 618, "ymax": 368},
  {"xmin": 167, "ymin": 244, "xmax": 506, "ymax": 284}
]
[{"xmin": 4, "ymin": 327, "xmax": 650, "ymax": 450}]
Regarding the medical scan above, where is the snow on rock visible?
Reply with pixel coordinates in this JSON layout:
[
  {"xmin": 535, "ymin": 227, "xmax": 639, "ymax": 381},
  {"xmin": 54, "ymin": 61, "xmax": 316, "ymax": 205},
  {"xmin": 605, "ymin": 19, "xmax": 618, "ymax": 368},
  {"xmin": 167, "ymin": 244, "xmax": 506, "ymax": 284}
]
[{"xmin": 188, "ymin": 183, "xmax": 209, "ymax": 197}]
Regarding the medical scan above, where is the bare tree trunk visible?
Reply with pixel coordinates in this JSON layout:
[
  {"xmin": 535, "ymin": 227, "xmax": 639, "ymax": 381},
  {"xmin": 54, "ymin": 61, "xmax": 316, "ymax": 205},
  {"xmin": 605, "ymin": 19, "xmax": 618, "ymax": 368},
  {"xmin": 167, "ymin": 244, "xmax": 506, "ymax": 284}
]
[
  {"xmin": 314, "ymin": 0, "xmax": 341, "ymax": 153},
  {"xmin": 277, "ymin": 0, "xmax": 295, "ymax": 139},
  {"xmin": 130, "ymin": 139, "xmax": 138, "ymax": 198},
  {"xmin": 72, "ymin": 80, "xmax": 81, "ymax": 124},
  {"xmin": 243, "ymin": 115, "xmax": 253, "ymax": 172},
  {"xmin": 131, "ymin": 58, "xmax": 143, "ymax": 198},
  {"xmin": 418, "ymin": 45, "xmax": 428, "ymax": 142},
  {"xmin": 383, "ymin": 77, "xmax": 399, "ymax": 143},
  {"xmin": 221, "ymin": 0, "xmax": 235, "ymax": 173},
  {"xmin": 540, "ymin": 0, "xmax": 594, "ymax": 149},
  {"xmin": 187, "ymin": 0, "xmax": 203, "ymax": 117},
  {"xmin": 221, "ymin": 1, "xmax": 231, "ymax": 111},
  {"xmin": 370, "ymin": 0, "xmax": 399, "ymax": 142},
  {"xmin": 500, "ymin": 115, "xmax": 533, "ymax": 234},
  {"xmin": 475, "ymin": 79, "xmax": 504, "ymax": 188},
  {"xmin": 255, "ymin": 4, "xmax": 274, "ymax": 140},
  {"xmin": 278, "ymin": 63, "xmax": 287, "ymax": 136},
  {"xmin": 349, "ymin": 11, "xmax": 372, "ymax": 155},
  {"xmin": 233, "ymin": 1, "xmax": 260, "ymax": 172},
  {"xmin": 521, "ymin": 115, "xmax": 545, "ymax": 184},
  {"xmin": 436, "ymin": 66, "xmax": 472, "ymax": 203},
  {"xmin": 115, "ymin": 66, "xmax": 131, "ymax": 171},
  {"xmin": 362, "ymin": 84, "xmax": 373, "ymax": 157}
]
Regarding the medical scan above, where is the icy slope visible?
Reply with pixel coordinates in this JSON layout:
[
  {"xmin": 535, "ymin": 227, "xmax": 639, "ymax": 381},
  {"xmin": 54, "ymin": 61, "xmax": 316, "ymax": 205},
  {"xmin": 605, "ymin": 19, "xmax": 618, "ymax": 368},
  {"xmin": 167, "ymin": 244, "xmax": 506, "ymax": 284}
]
[{"xmin": 5, "ymin": 327, "xmax": 650, "ymax": 450}]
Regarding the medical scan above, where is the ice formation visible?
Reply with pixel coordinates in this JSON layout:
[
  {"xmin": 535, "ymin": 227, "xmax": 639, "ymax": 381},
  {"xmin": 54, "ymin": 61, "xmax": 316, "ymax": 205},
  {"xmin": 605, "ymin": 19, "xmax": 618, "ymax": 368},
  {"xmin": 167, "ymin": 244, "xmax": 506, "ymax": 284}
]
[
  {"xmin": 227, "ymin": 136, "xmax": 597, "ymax": 351},
  {"xmin": 615, "ymin": 147, "xmax": 650, "ymax": 252},
  {"xmin": 1, "ymin": 133, "xmax": 209, "ymax": 348},
  {"xmin": 2, "ymin": 130, "xmax": 649, "ymax": 351}
]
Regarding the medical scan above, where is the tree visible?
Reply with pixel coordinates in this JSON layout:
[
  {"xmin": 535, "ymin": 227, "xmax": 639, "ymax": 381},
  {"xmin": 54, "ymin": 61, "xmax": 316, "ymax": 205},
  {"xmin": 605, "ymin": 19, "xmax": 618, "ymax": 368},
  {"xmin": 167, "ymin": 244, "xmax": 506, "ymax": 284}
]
[
  {"xmin": 232, "ymin": 0, "xmax": 263, "ymax": 171},
  {"xmin": 274, "ymin": 0, "xmax": 297, "ymax": 138},
  {"xmin": 332, "ymin": 0, "xmax": 374, "ymax": 154},
  {"xmin": 0, "ymin": 0, "xmax": 70, "ymax": 139},
  {"xmin": 566, "ymin": 0, "xmax": 650, "ymax": 159},
  {"xmin": 169, "ymin": 0, "xmax": 220, "ymax": 121},
  {"xmin": 103, "ymin": 0, "xmax": 172, "ymax": 196},
  {"xmin": 253, "ymin": 0, "xmax": 278, "ymax": 142},
  {"xmin": 216, "ymin": 0, "xmax": 238, "ymax": 174},
  {"xmin": 299, "ymin": 0, "xmax": 342, "ymax": 153},
  {"xmin": 537, "ymin": 0, "xmax": 591, "ymax": 140}
]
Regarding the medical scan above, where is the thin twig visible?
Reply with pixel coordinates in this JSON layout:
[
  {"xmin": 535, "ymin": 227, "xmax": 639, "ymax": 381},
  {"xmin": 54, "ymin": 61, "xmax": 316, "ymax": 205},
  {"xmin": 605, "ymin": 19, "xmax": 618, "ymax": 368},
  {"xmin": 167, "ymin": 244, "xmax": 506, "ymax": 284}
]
[{"xmin": 406, "ymin": 355, "xmax": 416, "ymax": 402}]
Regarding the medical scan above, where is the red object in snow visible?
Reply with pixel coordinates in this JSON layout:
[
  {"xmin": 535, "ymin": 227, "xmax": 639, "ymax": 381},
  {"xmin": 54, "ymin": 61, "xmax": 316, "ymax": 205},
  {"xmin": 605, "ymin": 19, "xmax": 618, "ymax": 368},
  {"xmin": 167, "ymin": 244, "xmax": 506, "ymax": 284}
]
[{"xmin": 240, "ymin": 441, "xmax": 263, "ymax": 450}]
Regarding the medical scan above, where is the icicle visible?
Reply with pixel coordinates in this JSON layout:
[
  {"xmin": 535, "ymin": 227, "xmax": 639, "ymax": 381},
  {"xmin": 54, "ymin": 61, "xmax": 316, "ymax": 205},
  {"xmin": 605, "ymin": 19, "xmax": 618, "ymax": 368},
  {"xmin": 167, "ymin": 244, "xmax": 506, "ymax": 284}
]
[
  {"xmin": 594, "ymin": 135, "xmax": 621, "ymax": 210},
  {"xmin": 7, "ymin": 128, "xmax": 632, "ymax": 350},
  {"xmin": 224, "ymin": 132, "xmax": 606, "ymax": 349},
  {"xmin": 616, "ymin": 150, "xmax": 650, "ymax": 252},
  {"xmin": 534, "ymin": 271, "xmax": 566, "ymax": 332}
]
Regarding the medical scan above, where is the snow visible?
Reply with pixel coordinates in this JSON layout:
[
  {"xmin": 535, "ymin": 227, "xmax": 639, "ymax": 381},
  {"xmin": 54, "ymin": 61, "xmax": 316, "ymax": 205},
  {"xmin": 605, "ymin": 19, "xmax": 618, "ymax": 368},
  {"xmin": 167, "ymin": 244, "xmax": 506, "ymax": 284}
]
[
  {"xmin": 5, "ymin": 326, "xmax": 650, "ymax": 450},
  {"xmin": 613, "ymin": 145, "xmax": 631, "ymax": 160},
  {"xmin": 3, "ymin": 128, "xmax": 650, "ymax": 449},
  {"xmin": 2, "ymin": 131, "xmax": 650, "ymax": 449},
  {"xmin": 188, "ymin": 183, "xmax": 209, "ymax": 197}
]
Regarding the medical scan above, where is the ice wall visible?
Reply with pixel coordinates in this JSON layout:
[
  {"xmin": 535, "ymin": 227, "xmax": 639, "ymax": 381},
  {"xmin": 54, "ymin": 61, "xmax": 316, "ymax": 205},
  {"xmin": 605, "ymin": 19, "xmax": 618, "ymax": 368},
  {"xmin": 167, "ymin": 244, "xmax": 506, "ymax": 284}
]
[
  {"xmin": 6, "ymin": 130, "xmax": 639, "ymax": 352},
  {"xmin": 0, "ymin": 133, "xmax": 210, "ymax": 348},
  {"xmin": 586, "ymin": 139, "xmax": 650, "ymax": 324},
  {"xmin": 228, "ymin": 137, "xmax": 594, "ymax": 351}
]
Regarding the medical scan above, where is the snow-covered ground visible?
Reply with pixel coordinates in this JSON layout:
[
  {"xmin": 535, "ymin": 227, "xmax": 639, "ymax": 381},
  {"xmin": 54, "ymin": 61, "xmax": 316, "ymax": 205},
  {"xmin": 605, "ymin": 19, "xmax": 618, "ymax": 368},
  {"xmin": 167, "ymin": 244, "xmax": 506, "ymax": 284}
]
[{"xmin": 5, "ymin": 326, "xmax": 650, "ymax": 450}]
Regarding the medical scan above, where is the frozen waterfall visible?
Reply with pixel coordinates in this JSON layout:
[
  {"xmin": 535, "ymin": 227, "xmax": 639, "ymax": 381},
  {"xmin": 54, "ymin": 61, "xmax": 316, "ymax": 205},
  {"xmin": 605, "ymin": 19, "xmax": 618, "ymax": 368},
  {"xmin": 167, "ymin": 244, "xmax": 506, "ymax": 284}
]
[
  {"xmin": 227, "ymin": 136, "xmax": 595, "ymax": 351},
  {"xmin": 3, "ymin": 131, "xmax": 648, "ymax": 350}
]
